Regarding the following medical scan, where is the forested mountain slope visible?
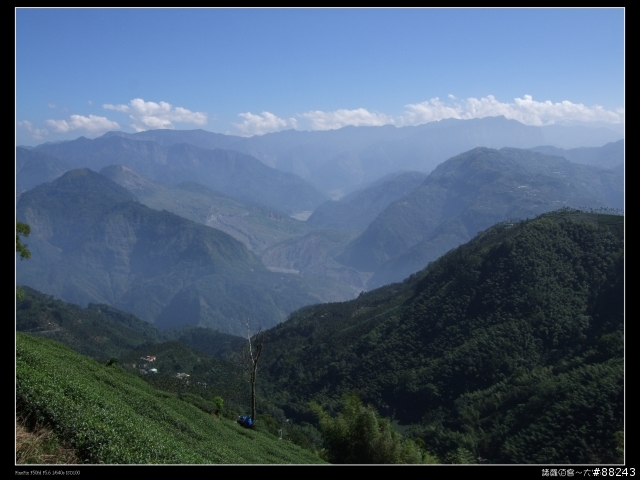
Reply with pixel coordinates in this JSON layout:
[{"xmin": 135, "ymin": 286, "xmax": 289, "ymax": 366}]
[
  {"xmin": 16, "ymin": 286, "xmax": 245, "ymax": 362},
  {"xmin": 260, "ymin": 210, "xmax": 624, "ymax": 463}
]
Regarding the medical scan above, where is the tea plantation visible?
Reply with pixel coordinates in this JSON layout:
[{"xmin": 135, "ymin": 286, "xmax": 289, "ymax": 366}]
[{"xmin": 16, "ymin": 332, "xmax": 325, "ymax": 464}]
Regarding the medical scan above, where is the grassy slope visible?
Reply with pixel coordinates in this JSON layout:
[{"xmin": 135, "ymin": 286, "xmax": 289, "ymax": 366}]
[{"xmin": 16, "ymin": 333, "xmax": 325, "ymax": 464}]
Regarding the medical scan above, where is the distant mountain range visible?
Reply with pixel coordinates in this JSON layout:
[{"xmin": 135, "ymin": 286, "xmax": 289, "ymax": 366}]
[
  {"xmin": 336, "ymin": 147, "xmax": 623, "ymax": 287},
  {"xmin": 15, "ymin": 169, "xmax": 346, "ymax": 335},
  {"xmin": 307, "ymin": 171, "xmax": 428, "ymax": 230},
  {"xmin": 16, "ymin": 119, "xmax": 623, "ymax": 330},
  {"xmin": 77, "ymin": 116, "xmax": 623, "ymax": 195},
  {"xmin": 529, "ymin": 139, "xmax": 623, "ymax": 171},
  {"xmin": 16, "ymin": 147, "xmax": 71, "ymax": 194},
  {"xmin": 100, "ymin": 164, "xmax": 311, "ymax": 254},
  {"xmin": 32, "ymin": 136, "xmax": 328, "ymax": 215},
  {"xmin": 21, "ymin": 117, "xmax": 623, "ymax": 203}
]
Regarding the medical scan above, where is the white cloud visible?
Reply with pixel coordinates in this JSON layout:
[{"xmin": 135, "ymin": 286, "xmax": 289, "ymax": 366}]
[
  {"xmin": 300, "ymin": 108, "xmax": 393, "ymax": 130},
  {"xmin": 401, "ymin": 98, "xmax": 465, "ymax": 125},
  {"xmin": 18, "ymin": 120, "xmax": 49, "ymax": 140},
  {"xmin": 234, "ymin": 111, "xmax": 297, "ymax": 136},
  {"xmin": 402, "ymin": 95, "xmax": 624, "ymax": 127},
  {"xmin": 103, "ymin": 98, "xmax": 207, "ymax": 132},
  {"xmin": 231, "ymin": 96, "xmax": 622, "ymax": 137},
  {"xmin": 48, "ymin": 103, "xmax": 56, "ymax": 109},
  {"xmin": 45, "ymin": 114, "xmax": 120, "ymax": 134}
]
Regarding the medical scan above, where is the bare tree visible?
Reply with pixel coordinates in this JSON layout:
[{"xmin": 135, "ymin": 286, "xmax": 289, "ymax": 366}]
[{"xmin": 237, "ymin": 323, "xmax": 265, "ymax": 423}]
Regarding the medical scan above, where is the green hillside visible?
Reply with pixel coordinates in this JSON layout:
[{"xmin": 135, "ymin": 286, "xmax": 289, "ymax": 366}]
[
  {"xmin": 15, "ymin": 210, "xmax": 624, "ymax": 464},
  {"xmin": 16, "ymin": 287, "xmax": 246, "ymax": 363},
  {"xmin": 16, "ymin": 333, "xmax": 325, "ymax": 464},
  {"xmin": 260, "ymin": 210, "xmax": 624, "ymax": 463},
  {"xmin": 16, "ymin": 287, "xmax": 162, "ymax": 362}
]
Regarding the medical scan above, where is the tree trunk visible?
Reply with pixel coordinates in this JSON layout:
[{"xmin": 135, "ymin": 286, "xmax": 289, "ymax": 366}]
[{"xmin": 251, "ymin": 365, "xmax": 257, "ymax": 421}]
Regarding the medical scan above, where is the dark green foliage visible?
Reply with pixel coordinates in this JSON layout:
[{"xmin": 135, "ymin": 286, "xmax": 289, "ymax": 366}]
[
  {"xmin": 163, "ymin": 326, "xmax": 245, "ymax": 359},
  {"xmin": 214, "ymin": 396, "xmax": 224, "ymax": 415},
  {"xmin": 311, "ymin": 393, "xmax": 428, "ymax": 464},
  {"xmin": 260, "ymin": 210, "xmax": 624, "ymax": 463},
  {"xmin": 16, "ymin": 221, "xmax": 31, "ymax": 301},
  {"xmin": 16, "ymin": 287, "xmax": 163, "ymax": 362},
  {"xmin": 16, "ymin": 221, "xmax": 31, "ymax": 260},
  {"xmin": 444, "ymin": 447, "xmax": 476, "ymax": 464},
  {"xmin": 118, "ymin": 340, "xmax": 250, "ymax": 414},
  {"xmin": 283, "ymin": 422, "xmax": 324, "ymax": 453}
]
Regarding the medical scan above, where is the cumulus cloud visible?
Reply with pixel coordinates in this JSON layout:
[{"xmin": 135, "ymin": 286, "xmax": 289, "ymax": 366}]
[
  {"xmin": 300, "ymin": 108, "xmax": 393, "ymax": 130},
  {"xmin": 402, "ymin": 95, "xmax": 624, "ymax": 127},
  {"xmin": 230, "ymin": 96, "xmax": 622, "ymax": 136},
  {"xmin": 18, "ymin": 120, "xmax": 49, "ymax": 140},
  {"xmin": 103, "ymin": 98, "xmax": 207, "ymax": 132},
  {"xmin": 45, "ymin": 115, "xmax": 120, "ymax": 134},
  {"xmin": 234, "ymin": 111, "xmax": 297, "ymax": 136}
]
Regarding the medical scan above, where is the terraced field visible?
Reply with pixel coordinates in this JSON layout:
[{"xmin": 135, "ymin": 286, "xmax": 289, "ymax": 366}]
[{"xmin": 16, "ymin": 333, "xmax": 325, "ymax": 464}]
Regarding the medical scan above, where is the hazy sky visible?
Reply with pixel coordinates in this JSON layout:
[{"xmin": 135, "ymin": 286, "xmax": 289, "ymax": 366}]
[{"xmin": 16, "ymin": 8, "xmax": 624, "ymax": 145}]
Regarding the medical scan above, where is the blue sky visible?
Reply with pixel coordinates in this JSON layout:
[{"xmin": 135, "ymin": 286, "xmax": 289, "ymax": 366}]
[{"xmin": 16, "ymin": 8, "xmax": 624, "ymax": 146}]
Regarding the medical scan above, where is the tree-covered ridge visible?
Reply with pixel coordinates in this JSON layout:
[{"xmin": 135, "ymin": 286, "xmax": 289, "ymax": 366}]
[
  {"xmin": 311, "ymin": 392, "xmax": 433, "ymax": 463},
  {"xmin": 16, "ymin": 286, "xmax": 162, "ymax": 362},
  {"xmin": 260, "ymin": 210, "xmax": 624, "ymax": 463},
  {"xmin": 17, "ymin": 287, "xmax": 256, "ymax": 367}
]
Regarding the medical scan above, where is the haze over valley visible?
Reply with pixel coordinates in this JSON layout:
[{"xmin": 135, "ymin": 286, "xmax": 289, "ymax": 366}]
[{"xmin": 16, "ymin": 8, "xmax": 624, "ymax": 465}]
